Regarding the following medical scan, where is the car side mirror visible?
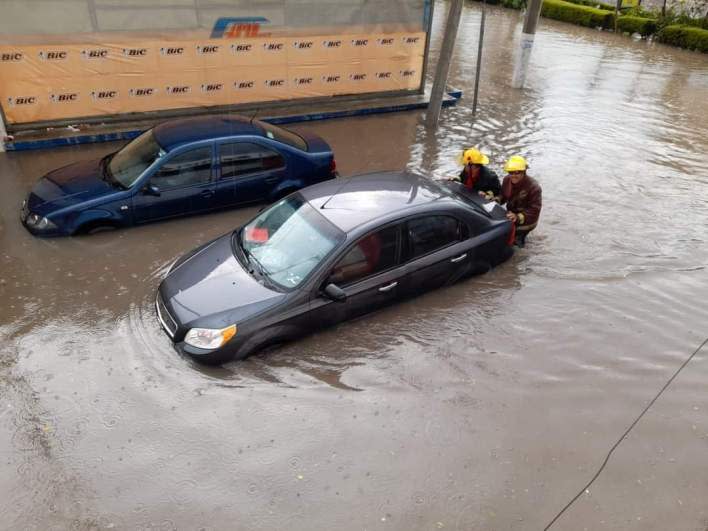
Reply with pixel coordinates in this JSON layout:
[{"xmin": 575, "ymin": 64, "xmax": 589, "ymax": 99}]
[
  {"xmin": 323, "ymin": 283, "xmax": 346, "ymax": 302},
  {"xmin": 143, "ymin": 184, "xmax": 161, "ymax": 196}
]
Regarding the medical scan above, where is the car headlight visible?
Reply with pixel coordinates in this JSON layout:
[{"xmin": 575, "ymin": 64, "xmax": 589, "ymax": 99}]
[
  {"xmin": 25, "ymin": 213, "xmax": 57, "ymax": 231},
  {"xmin": 184, "ymin": 324, "xmax": 237, "ymax": 350}
]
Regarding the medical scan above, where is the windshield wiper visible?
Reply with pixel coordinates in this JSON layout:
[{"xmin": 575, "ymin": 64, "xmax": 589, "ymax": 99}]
[{"xmin": 235, "ymin": 229, "xmax": 270, "ymax": 280}]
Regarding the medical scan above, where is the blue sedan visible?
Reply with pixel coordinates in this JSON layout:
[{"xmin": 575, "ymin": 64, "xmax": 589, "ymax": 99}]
[{"xmin": 21, "ymin": 116, "xmax": 337, "ymax": 236}]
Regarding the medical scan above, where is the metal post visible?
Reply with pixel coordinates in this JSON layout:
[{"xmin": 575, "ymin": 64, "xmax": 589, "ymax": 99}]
[
  {"xmin": 511, "ymin": 0, "xmax": 543, "ymax": 89},
  {"xmin": 615, "ymin": 0, "xmax": 622, "ymax": 32},
  {"xmin": 472, "ymin": 2, "xmax": 486, "ymax": 116},
  {"xmin": 425, "ymin": 0, "xmax": 464, "ymax": 129}
]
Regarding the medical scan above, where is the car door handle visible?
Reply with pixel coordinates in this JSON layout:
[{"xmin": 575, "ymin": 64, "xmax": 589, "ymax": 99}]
[
  {"xmin": 378, "ymin": 281, "xmax": 398, "ymax": 292},
  {"xmin": 264, "ymin": 177, "xmax": 278, "ymax": 184},
  {"xmin": 200, "ymin": 190, "xmax": 215, "ymax": 198},
  {"xmin": 450, "ymin": 253, "xmax": 467, "ymax": 263}
]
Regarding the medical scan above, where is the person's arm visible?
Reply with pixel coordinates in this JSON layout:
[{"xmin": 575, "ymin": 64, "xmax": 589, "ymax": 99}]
[
  {"xmin": 516, "ymin": 183, "xmax": 542, "ymax": 226},
  {"xmin": 494, "ymin": 175, "xmax": 510, "ymax": 204}
]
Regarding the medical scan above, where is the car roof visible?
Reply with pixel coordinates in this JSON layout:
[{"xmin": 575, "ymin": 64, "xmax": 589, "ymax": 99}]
[
  {"xmin": 302, "ymin": 171, "xmax": 465, "ymax": 233},
  {"xmin": 153, "ymin": 115, "xmax": 264, "ymax": 151}
]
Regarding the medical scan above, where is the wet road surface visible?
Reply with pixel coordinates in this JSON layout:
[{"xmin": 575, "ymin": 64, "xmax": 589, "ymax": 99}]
[{"xmin": 1, "ymin": 4, "xmax": 708, "ymax": 530}]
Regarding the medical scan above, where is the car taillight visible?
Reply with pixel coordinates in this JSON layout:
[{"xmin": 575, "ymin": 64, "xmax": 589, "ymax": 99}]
[
  {"xmin": 329, "ymin": 158, "xmax": 337, "ymax": 175},
  {"xmin": 506, "ymin": 222, "xmax": 516, "ymax": 246}
]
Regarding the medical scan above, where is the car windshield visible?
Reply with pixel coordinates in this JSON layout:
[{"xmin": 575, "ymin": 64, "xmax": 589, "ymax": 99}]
[
  {"xmin": 254, "ymin": 119, "xmax": 308, "ymax": 151},
  {"xmin": 107, "ymin": 129, "xmax": 165, "ymax": 188},
  {"xmin": 236, "ymin": 195, "xmax": 344, "ymax": 289}
]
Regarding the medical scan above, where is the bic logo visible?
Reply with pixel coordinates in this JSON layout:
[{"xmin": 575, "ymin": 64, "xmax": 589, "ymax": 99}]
[
  {"xmin": 123, "ymin": 48, "xmax": 148, "ymax": 56},
  {"xmin": 293, "ymin": 41, "xmax": 313, "ymax": 49},
  {"xmin": 294, "ymin": 77, "xmax": 313, "ymax": 86},
  {"xmin": 39, "ymin": 50, "xmax": 68, "ymax": 60},
  {"xmin": 91, "ymin": 90, "xmax": 117, "ymax": 100},
  {"xmin": 231, "ymin": 44, "xmax": 252, "ymax": 53},
  {"xmin": 323, "ymin": 40, "xmax": 341, "ymax": 48},
  {"xmin": 201, "ymin": 83, "xmax": 223, "ymax": 92},
  {"xmin": 82, "ymin": 49, "xmax": 108, "ymax": 59},
  {"xmin": 265, "ymin": 79, "xmax": 285, "ymax": 87},
  {"xmin": 129, "ymin": 88, "xmax": 155, "ymax": 97},
  {"xmin": 322, "ymin": 75, "xmax": 340, "ymax": 84},
  {"xmin": 376, "ymin": 72, "xmax": 392, "ymax": 79},
  {"xmin": 352, "ymin": 39, "xmax": 369, "ymax": 47},
  {"xmin": 235, "ymin": 81, "xmax": 255, "ymax": 89},
  {"xmin": 50, "ymin": 93, "xmax": 78, "ymax": 103},
  {"xmin": 377, "ymin": 38, "xmax": 394, "ymax": 46},
  {"xmin": 404, "ymin": 37, "xmax": 421, "ymax": 44},
  {"xmin": 8, "ymin": 96, "xmax": 37, "ymax": 105},
  {"xmin": 211, "ymin": 17, "xmax": 269, "ymax": 38},
  {"xmin": 197, "ymin": 45, "xmax": 220, "ymax": 54},
  {"xmin": 1, "ymin": 52, "xmax": 23, "ymax": 61},
  {"xmin": 350, "ymin": 73, "xmax": 367, "ymax": 81},
  {"xmin": 166, "ymin": 85, "xmax": 190, "ymax": 94},
  {"xmin": 400, "ymin": 70, "xmax": 416, "ymax": 78},
  {"xmin": 263, "ymin": 43, "xmax": 284, "ymax": 51},
  {"xmin": 161, "ymin": 47, "xmax": 184, "ymax": 56}
]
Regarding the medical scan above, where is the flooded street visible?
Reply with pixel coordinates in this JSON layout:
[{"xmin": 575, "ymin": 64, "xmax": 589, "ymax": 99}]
[{"xmin": 2, "ymin": 3, "xmax": 708, "ymax": 530}]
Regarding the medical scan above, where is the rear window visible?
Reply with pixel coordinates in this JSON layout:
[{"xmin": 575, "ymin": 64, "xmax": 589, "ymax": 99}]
[
  {"xmin": 255, "ymin": 120, "xmax": 308, "ymax": 151},
  {"xmin": 440, "ymin": 180, "xmax": 494, "ymax": 218}
]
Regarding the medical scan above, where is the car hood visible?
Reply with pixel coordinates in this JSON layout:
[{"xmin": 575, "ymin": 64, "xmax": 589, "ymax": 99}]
[
  {"xmin": 28, "ymin": 158, "xmax": 115, "ymax": 212},
  {"xmin": 161, "ymin": 234, "xmax": 285, "ymax": 326}
]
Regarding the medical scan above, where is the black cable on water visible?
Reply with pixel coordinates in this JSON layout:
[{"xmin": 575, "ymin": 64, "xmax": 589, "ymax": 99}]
[{"xmin": 544, "ymin": 336, "xmax": 708, "ymax": 530}]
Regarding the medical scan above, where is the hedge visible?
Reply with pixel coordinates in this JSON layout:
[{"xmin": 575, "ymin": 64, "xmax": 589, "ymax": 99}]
[
  {"xmin": 656, "ymin": 24, "xmax": 708, "ymax": 52},
  {"xmin": 566, "ymin": 0, "xmax": 616, "ymax": 11},
  {"xmin": 541, "ymin": 0, "xmax": 615, "ymax": 28},
  {"xmin": 617, "ymin": 15, "xmax": 657, "ymax": 36}
]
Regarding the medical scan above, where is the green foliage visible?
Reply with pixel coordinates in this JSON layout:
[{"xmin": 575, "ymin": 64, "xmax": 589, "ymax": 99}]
[
  {"xmin": 541, "ymin": 0, "xmax": 616, "ymax": 28},
  {"xmin": 616, "ymin": 15, "xmax": 658, "ymax": 35},
  {"xmin": 565, "ymin": 0, "xmax": 616, "ymax": 11},
  {"xmin": 656, "ymin": 24, "xmax": 708, "ymax": 51}
]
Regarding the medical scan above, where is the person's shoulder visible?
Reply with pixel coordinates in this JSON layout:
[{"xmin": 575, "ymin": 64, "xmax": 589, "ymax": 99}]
[
  {"xmin": 526, "ymin": 174, "xmax": 541, "ymax": 190},
  {"xmin": 483, "ymin": 166, "xmax": 500, "ymax": 178}
]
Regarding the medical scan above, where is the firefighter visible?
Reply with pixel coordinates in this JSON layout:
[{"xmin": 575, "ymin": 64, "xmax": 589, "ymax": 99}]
[
  {"xmin": 497, "ymin": 155, "xmax": 542, "ymax": 247},
  {"xmin": 455, "ymin": 148, "xmax": 501, "ymax": 199}
]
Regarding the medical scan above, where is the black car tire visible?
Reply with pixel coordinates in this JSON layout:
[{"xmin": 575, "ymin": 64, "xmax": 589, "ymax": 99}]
[{"xmin": 78, "ymin": 221, "xmax": 119, "ymax": 236}]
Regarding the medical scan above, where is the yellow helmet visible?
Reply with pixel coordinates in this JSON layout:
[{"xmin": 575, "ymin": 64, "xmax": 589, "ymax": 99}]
[
  {"xmin": 458, "ymin": 147, "xmax": 489, "ymax": 166},
  {"xmin": 504, "ymin": 155, "xmax": 528, "ymax": 173}
]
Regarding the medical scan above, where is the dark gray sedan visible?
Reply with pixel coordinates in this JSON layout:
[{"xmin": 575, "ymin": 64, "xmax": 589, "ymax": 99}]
[{"xmin": 156, "ymin": 171, "xmax": 515, "ymax": 364}]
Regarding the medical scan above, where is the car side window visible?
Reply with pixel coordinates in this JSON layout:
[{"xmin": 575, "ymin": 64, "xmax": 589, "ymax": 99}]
[
  {"xmin": 151, "ymin": 146, "xmax": 212, "ymax": 190},
  {"xmin": 219, "ymin": 142, "xmax": 285, "ymax": 180},
  {"xmin": 329, "ymin": 225, "xmax": 399, "ymax": 286},
  {"xmin": 406, "ymin": 216, "xmax": 468, "ymax": 259}
]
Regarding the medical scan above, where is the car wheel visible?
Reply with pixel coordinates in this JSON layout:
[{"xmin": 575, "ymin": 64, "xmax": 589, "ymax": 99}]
[
  {"xmin": 189, "ymin": 349, "xmax": 237, "ymax": 366},
  {"xmin": 79, "ymin": 222, "xmax": 118, "ymax": 235}
]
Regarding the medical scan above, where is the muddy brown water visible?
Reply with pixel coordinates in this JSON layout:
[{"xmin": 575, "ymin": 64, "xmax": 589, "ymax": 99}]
[{"xmin": 1, "ymin": 5, "xmax": 708, "ymax": 530}]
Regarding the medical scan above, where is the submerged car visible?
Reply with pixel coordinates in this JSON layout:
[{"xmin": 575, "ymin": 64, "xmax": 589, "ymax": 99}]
[
  {"xmin": 156, "ymin": 171, "xmax": 515, "ymax": 365},
  {"xmin": 21, "ymin": 115, "xmax": 336, "ymax": 236}
]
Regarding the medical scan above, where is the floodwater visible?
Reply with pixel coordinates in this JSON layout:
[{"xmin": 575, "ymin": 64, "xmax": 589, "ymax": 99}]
[{"xmin": 1, "ymin": 4, "xmax": 708, "ymax": 530}]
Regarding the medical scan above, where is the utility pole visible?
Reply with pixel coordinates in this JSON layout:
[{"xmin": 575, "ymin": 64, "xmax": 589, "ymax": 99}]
[
  {"xmin": 425, "ymin": 0, "xmax": 464, "ymax": 128},
  {"xmin": 511, "ymin": 0, "xmax": 543, "ymax": 89},
  {"xmin": 472, "ymin": 2, "xmax": 487, "ymax": 116}
]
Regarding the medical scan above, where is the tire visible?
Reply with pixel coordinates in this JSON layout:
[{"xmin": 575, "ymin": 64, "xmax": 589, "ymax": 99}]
[{"xmin": 78, "ymin": 221, "xmax": 118, "ymax": 236}]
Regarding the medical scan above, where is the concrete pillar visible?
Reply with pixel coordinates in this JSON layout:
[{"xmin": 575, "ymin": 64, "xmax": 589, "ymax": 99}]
[
  {"xmin": 511, "ymin": 0, "xmax": 543, "ymax": 89},
  {"xmin": 0, "ymin": 112, "xmax": 7, "ymax": 153},
  {"xmin": 426, "ymin": 0, "xmax": 464, "ymax": 128}
]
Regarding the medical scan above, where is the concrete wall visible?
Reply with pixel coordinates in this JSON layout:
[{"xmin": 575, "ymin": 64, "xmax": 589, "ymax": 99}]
[{"xmin": 0, "ymin": 0, "xmax": 427, "ymax": 35}]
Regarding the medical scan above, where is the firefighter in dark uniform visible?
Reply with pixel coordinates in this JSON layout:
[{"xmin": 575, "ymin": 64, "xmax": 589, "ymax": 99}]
[
  {"xmin": 455, "ymin": 148, "xmax": 501, "ymax": 199},
  {"xmin": 496, "ymin": 155, "xmax": 542, "ymax": 247}
]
